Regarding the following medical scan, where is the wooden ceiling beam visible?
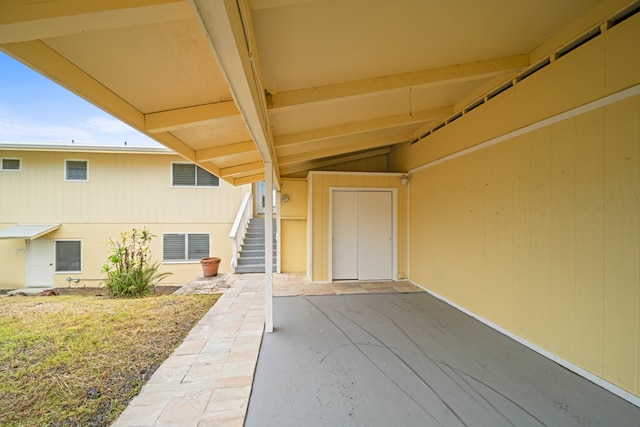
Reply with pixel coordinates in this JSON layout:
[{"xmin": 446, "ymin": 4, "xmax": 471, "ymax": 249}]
[
  {"xmin": 233, "ymin": 172, "xmax": 265, "ymax": 185},
  {"xmin": 220, "ymin": 161, "xmax": 264, "ymax": 177},
  {"xmin": 278, "ymin": 134, "xmax": 410, "ymax": 166},
  {"xmin": 145, "ymin": 101, "xmax": 239, "ymax": 133},
  {"xmin": 269, "ymin": 55, "xmax": 529, "ymax": 110},
  {"xmin": 195, "ymin": 141, "xmax": 256, "ymax": 161},
  {"xmin": 0, "ymin": 1, "xmax": 189, "ymax": 44},
  {"xmin": 279, "ymin": 147, "xmax": 390, "ymax": 175},
  {"xmin": 274, "ymin": 106, "xmax": 451, "ymax": 148},
  {"xmin": 249, "ymin": 0, "xmax": 322, "ymax": 10}
]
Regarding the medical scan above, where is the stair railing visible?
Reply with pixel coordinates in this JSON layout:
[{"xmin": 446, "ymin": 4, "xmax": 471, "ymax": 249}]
[{"xmin": 229, "ymin": 192, "xmax": 253, "ymax": 270}]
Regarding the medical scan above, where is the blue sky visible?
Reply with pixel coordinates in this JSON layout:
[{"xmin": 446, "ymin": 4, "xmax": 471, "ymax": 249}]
[{"xmin": 0, "ymin": 52, "xmax": 161, "ymax": 147}]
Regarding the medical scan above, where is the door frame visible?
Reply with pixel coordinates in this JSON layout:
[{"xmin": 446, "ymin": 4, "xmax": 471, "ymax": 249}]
[
  {"xmin": 329, "ymin": 187, "xmax": 398, "ymax": 282},
  {"xmin": 25, "ymin": 238, "xmax": 55, "ymax": 287}
]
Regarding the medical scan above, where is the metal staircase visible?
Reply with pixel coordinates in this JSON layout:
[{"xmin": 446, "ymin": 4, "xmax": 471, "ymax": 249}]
[{"xmin": 234, "ymin": 218, "xmax": 277, "ymax": 273}]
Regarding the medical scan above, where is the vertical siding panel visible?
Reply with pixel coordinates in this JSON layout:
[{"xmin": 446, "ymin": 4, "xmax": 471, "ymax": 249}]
[
  {"xmin": 513, "ymin": 133, "xmax": 533, "ymax": 337},
  {"xmin": 549, "ymin": 119, "xmax": 576, "ymax": 360},
  {"xmin": 312, "ymin": 174, "xmax": 324, "ymax": 281},
  {"xmin": 605, "ymin": 12, "xmax": 640, "ymax": 95},
  {"xmin": 482, "ymin": 144, "xmax": 500, "ymax": 323},
  {"xmin": 445, "ymin": 157, "xmax": 465, "ymax": 303},
  {"xmin": 552, "ymin": 49, "xmax": 576, "ymax": 116},
  {"xmin": 575, "ymin": 32, "xmax": 605, "ymax": 106},
  {"xmin": 485, "ymin": 86, "xmax": 515, "ymax": 140},
  {"xmin": 322, "ymin": 175, "xmax": 336, "ymax": 279},
  {"xmin": 574, "ymin": 109, "xmax": 605, "ymax": 376},
  {"xmin": 514, "ymin": 66, "xmax": 552, "ymax": 130},
  {"xmin": 409, "ymin": 169, "xmax": 427, "ymax": 285},
  {"xmin": 496, "ymin": 140, "xmax": 515, "ymax": 327},
  {"xmin": 530, "ymin": 127, "xmax": 553, "ymax": 347},
  {"xmin": 603, "ymin": 96, "xmax": 640, "ymax": 394}
]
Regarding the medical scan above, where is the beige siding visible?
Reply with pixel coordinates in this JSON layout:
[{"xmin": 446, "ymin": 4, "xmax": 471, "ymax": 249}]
[
  {"xmin": 398, "ymin": 15, "xmax": 640, "ymax": 397},
  {"xmin": 280, "ymin": 178, "xmax": 307, "ymax": 272},
  {"xmin": 308, "ymin": 172, "xmax": 408, "ymax": 282},
  {"xmin": 0, "ymin": 150, "xmax": 249, "ymax": 288}
]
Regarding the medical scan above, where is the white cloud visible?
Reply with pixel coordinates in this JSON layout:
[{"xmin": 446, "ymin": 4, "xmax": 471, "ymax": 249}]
[
  {"xmin": 84, "ymin": 116, "xmax": 132, "ymax": 134},
  {"xmin": 0, "ymin": 113, "xmax": 94, "ymax": 143}
]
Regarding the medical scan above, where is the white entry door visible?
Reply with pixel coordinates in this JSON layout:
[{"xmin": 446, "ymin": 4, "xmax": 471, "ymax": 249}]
[
  {"xmin": 26, "ymin": 239, "xmax": 54, "ymax": 287},
  {"xmin": 332, "ymin": 191, "xmax": 393, "ymax": 281}
]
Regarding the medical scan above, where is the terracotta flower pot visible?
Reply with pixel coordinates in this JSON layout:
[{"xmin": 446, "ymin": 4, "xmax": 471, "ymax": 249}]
[{"xmin": 200, "ymin": 257, "xmax": 221, "ymax": 277}]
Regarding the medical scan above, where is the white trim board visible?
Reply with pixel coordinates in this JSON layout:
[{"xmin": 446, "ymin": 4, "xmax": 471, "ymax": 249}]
[{"xmin": 410, "ymin": 280, "xmax": 640, "ymax": 409}]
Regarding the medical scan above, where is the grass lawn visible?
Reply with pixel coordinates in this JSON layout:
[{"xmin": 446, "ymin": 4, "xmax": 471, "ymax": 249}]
[{"xmin": 0, "ymin": 290, "xmax": 219, "ymax": 427}]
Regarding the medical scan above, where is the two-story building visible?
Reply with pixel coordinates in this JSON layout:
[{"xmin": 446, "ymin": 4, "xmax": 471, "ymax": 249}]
[{"xmin": 0, "ymin": 143, "xmax": 250, "ymax": 288}]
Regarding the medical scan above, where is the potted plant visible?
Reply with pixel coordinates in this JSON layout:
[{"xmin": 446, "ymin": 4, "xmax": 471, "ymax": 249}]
[{"xmin": 200, "ymin": 257, "xmax": 221, "ymax": 277}]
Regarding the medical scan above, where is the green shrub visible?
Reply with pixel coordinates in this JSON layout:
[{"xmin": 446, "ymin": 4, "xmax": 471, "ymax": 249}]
[{"xmin": 102, "ymin": 228, "xmax": 171, "ymax": 297}]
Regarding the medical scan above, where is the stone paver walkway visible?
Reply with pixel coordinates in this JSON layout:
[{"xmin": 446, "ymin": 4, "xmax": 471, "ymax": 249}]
[{"xmin": 111, "ymin": 272, "xmax": 424, "ymax": 427}]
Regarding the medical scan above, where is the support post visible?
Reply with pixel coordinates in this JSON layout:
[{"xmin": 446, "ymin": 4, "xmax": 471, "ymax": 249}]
[{"xmin": 264, "ymin": 163, "xmax": 274, "ymax": 333}]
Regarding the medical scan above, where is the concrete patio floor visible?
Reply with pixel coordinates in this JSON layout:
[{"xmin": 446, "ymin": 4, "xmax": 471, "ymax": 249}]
[
  {"xmin": 111, "ymin": 273, "xmax": 420, "ymax": 427},
  {"xmin": 112, "ymin": 273, "xmax": 640, "ymax": 427}
]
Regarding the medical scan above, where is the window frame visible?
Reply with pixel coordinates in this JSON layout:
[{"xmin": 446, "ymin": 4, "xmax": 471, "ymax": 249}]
[
  {"xmin": 0, "ymin": 157, "xmax": 22, "ymax": 171},
  {"xmin": 64, "ymin": 159, "xmax": 89, "ymax": 182},
  {"xmin": 54, "ymin": 240, "xmax": 82, "ymax": 273},
  {"xmin": 162, "ymin": 233, "xmax": 210, "ymax": 263},
  {"xmin": 171, "ymin": 162, "xmax": 220, "ymax": 188}
]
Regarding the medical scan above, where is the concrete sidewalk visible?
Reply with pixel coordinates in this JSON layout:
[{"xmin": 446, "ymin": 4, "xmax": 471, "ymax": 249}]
[
  {"xmin": 112, "ymin": 273, "xmax": 423, "ymax": 426},
  {"xmin": 111, "ymin": 273, "xmax": 265, "ymax": 427}
]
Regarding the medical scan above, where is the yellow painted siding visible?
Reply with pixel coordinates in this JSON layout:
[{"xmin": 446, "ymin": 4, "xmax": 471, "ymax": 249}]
[
  {"xmin": 308, "ymin": 172, "xmax": 408, "ymax": 282},
  {"xmin": 0, "ymin": 149, "xmax": 249, "ymax": 288},
  {"xmin": 280, "ymin": 178, "xmax": 307, "ymax": 272},
  {"xmin": 401, "ymin": 15, "xmax": 640, "ymax": 397},
  {"xmin": 315, "ymin": 154, "xmax": 388, "ymax": 173}
]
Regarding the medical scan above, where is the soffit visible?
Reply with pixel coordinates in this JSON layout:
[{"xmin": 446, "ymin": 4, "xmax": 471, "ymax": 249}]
[{"xmin": 0, "ymin": 0, "xmax": 627, "ymax": 183}]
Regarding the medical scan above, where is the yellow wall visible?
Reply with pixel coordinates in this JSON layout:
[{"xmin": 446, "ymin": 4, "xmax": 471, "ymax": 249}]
[
  {"xmin": 0, "ymin": 149, "xmax": 249, "ymax": 288},
  {"xmin": 391, "ymin": 15, "xmax": 640, "ymax": 397},
  {"xmin": 308, "ymin": 172, "xmax": 408, "ymax": 282},
  {"xmin": 280, "ymin": 178, "xmax": 307, "ymax": 272}
]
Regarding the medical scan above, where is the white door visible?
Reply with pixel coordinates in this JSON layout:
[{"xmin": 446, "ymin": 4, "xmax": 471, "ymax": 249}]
[
  {"xmin": 26, "ymin": 239, "xmax": 54, "ymax": 287},
  {"xmin": 332, "ymin": 191, "xmax": 393, "ymax": 281},
  {"xmin": 358, "ymin": 192, "xmax": 393, "ymax": 280},
  {"xmin": 332, "ymin": 191, "xmax": 359, "ymax": 280}
]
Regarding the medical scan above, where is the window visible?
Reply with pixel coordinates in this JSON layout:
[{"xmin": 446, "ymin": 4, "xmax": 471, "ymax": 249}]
[
  {"xmin": 172, "ymin": 163, "xmax": 219, "ymax": 187},
  {"xmin": 65, "ymin": 160, "xmax": 88, "ymax": 181},
  {"xmin": 163, "ymin": 233, "xmax": 210, "ymax": 262},
  {"xmin": 55, "ymin": 240, "xmax": 81, "ymax": 272},
  {"xmin": 1, "ymin": 158, "xmax": 21, "ymax": 171}
]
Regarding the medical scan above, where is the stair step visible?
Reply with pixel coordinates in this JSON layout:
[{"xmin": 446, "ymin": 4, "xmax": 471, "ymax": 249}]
[
  {"xmin": 234, "ymin": 264, "xmax": 277, "ymax": 273},
  {"xmin": 234, "ymin": 218, "xmax": 278, "ymax": 274},
  {"xmin": 237, "ymin": 257, "xmax": 277, "ymax": 266}
]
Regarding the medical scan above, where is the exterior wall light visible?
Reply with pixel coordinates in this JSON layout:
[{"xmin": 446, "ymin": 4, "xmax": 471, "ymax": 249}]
[
  {"xmin": 281, "ymin": 194, "xmax": 290, "ymax": 203},
  {"xmin": 400, "ymin": 174, "xmax": 409, "ymax": 186}
]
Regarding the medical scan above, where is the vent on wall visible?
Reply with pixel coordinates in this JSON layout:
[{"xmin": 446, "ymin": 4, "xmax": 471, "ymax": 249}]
[
  {"xmin": 609, "ymin": 1, "xmax": 640, "ymax": 27},
  {"xmin": 555, "ymin": 27, "xmax": 601, "ymax": 60},
  {"xmin": 410, "ymin": 2, "xmax": 640, "ymax": 146}
]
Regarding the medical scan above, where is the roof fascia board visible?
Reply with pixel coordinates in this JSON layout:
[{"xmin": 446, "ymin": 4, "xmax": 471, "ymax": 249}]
[{"xmin": 0, "ymin": 143, "xmax": 172, "ymax": 154}]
